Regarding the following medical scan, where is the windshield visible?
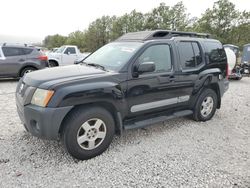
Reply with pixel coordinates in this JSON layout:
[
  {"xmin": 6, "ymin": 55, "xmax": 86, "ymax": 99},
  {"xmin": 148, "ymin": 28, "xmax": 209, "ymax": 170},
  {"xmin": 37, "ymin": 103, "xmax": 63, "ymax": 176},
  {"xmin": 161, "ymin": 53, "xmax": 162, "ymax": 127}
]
[
  {"xmin": 55, "ymin": 46, "xmax": 66, "ymax": 53},
  {"xmin": 84, "ymin": 42, "xmax": 143, "ymax": 71}
]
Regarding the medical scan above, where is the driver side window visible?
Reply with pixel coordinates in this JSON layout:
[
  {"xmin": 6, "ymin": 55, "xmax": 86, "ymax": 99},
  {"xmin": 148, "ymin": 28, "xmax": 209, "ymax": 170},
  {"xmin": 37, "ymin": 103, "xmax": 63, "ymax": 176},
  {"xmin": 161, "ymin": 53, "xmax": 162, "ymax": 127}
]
[
  {"xmin": 138, "ymin": 44, "xmax": 172, "ymax": 73},
  {"xmin": 64, "ymin": 47, "xmax": 76, "ymax": 54}
]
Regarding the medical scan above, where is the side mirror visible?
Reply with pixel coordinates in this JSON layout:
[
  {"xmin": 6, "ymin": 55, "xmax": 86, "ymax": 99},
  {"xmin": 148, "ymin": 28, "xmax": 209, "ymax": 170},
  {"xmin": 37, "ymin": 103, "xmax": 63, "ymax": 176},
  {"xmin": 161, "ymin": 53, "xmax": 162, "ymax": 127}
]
[
  {"xmin": 67, "ymin": 51, "xmax": 71, "ymax": 55},
  {"xmin": 137, "ymin": 61, "xmax": 155, "ymax": 74}
]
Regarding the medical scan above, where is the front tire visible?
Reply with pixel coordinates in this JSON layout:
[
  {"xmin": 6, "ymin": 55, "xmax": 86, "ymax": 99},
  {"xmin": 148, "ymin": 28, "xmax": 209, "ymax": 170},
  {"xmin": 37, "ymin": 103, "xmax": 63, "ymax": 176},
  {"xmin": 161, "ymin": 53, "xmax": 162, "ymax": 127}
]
[
  {"xmin": 49, "ymin": 60, "xmax": 58, "ymax": 67},
  {"xmin": 193, "ymin": 88, "xmax": 218, "ymax": 122},
  {"xmin": 20, "ymin": 67, "xmax": 36, "ymax": 77},
  {"xmin": 61, "ymin": 106, "xmax": 115, "ymax": 160}
]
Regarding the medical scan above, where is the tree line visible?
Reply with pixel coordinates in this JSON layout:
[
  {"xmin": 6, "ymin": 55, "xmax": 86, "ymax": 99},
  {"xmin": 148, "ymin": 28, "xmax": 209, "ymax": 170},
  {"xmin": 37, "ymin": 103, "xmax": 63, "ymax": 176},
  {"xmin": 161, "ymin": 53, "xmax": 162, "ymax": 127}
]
[{"xmin": 43, "ymin": 0, "xmax": 250, "ymax": 52}]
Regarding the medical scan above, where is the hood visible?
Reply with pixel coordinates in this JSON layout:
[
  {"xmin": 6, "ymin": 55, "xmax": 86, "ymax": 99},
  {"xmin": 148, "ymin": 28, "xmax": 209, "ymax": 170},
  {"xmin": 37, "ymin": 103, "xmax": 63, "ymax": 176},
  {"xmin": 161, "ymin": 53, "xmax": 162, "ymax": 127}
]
[
  {"xmin": 48, "ymin": 52, "xmax": 60, "ymax": 58},
  {"xmin": 23, "ymin": 65, "xmax": 107, "ymax": 88}
]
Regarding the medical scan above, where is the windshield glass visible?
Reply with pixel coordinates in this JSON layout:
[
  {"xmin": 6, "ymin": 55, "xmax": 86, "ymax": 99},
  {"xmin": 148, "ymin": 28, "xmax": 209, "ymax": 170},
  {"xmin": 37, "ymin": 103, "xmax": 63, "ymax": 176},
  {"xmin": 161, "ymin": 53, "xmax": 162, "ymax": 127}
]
[
  {"xmin": 84, "ymin": 42, "xmax": 143, "ymax": 71},
  {"xmin": 55, "ymin": 46, "xmax": 66, "ymax": 53}
]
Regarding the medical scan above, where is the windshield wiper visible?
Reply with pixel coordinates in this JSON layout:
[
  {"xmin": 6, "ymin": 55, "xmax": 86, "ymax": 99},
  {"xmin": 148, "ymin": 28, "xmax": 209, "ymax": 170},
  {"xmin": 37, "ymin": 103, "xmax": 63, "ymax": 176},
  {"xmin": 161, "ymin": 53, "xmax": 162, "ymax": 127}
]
[
  {"xmin": 86, "ymin": 63, "xmax": 107, "ymax": 71},
  {"xmin": 79, "ymin": 61, "xmax": 107, "ymax": 71}
]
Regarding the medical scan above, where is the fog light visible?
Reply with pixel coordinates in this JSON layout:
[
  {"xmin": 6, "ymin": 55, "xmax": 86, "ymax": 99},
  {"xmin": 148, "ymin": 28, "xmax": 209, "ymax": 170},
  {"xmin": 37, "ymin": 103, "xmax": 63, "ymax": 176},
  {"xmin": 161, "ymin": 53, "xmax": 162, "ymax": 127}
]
[{"xmin": 30, "ymin": 120, "xmax": 40, "ymax": 133}]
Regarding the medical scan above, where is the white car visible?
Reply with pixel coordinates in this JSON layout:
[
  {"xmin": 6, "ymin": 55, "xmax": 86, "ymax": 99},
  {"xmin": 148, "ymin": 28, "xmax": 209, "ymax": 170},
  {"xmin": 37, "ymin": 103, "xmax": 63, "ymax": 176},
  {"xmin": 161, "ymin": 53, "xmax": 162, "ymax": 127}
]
[{"xmin": 48, "ymin": 45, "xmax": 85, "ymax": 66}]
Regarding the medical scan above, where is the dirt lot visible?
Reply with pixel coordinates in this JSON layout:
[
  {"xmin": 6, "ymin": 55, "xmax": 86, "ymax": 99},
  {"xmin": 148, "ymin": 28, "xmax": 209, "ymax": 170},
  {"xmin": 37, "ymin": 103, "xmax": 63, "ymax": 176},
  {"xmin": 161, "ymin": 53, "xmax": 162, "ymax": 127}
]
[{"xmin": 0, "ymin": 78, "xmax": 249, "ymax": 187}]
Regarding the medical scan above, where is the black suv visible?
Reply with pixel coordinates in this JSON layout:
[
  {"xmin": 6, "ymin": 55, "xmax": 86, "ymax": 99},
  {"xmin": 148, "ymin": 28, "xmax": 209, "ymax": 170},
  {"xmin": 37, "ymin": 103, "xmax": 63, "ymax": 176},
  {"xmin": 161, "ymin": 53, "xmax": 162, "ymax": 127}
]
[
  {"xmin": 0, "ymin": 43, "xmax": 48, "ymax": 78},
  {"xmin": 15, "ymin": 30, "xmax": 229, "ymax": 160}
]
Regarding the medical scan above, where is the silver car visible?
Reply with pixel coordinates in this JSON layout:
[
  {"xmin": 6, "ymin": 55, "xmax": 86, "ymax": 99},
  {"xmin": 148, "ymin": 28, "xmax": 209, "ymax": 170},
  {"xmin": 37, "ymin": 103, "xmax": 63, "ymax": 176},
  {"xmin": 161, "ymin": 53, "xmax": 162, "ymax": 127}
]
[{"xmin": 0, "ymin": 43, "xmax": 49, "ymax": 78}]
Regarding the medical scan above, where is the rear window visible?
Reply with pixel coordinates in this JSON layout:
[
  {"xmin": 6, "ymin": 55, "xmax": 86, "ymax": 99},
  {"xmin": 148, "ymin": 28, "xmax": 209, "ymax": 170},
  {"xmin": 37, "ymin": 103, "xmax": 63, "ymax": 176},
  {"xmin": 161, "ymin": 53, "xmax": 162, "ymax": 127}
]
[{"xmin": 205, "ymin": 42, "xmax": 226, "ymax": 63}]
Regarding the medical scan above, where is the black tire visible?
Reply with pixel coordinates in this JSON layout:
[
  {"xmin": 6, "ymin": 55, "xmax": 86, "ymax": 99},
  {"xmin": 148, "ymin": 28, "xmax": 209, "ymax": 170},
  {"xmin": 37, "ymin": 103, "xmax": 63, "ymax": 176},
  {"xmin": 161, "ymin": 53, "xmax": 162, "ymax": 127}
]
[
  {"xmin": 192, "ymin": 88, "xmax": 218, "ymax": 122},
  {"xmin": 235, "ymin": 76, "xmax": 242, "ymax": 80},
  {"xmin": 49, "ymin": 60, "xmax": 58, "ymax": 67},
  {"xmin": 61, "ymin": 106, "xmax": 115, "ymax": 160},
  {"xmin": 20, "ymin": 67, "xmax": 36, "ymax": 77}
]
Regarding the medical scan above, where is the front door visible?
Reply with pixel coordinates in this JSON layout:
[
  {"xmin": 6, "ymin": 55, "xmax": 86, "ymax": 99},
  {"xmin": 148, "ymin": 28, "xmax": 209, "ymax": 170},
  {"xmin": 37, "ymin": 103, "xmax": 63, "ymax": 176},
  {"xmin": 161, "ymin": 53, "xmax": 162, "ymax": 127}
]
[
  {"xmin": 126, "ymin": 43, "xmax": 187, "ymax": 117},
  {"xmin": 62, "ymin": 47, "xmax": 78, "ymax": 65}
]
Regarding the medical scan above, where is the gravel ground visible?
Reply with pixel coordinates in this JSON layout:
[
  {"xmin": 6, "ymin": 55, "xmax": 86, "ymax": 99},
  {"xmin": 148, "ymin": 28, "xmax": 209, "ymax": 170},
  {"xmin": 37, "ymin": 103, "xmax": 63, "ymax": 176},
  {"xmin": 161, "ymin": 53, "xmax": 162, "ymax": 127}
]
[{"xmin": 0, "ymin": 78, "xmax": 250, "ymax": 188}]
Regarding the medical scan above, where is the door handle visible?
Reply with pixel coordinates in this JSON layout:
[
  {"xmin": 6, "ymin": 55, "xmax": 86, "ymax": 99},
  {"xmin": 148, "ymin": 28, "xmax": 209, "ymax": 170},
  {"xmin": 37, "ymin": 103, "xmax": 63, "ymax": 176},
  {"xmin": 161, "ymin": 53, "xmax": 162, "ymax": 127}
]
[
  {"xmin": 157, "ymin": 75, "xmax": 176, "ymax": 83},
  {"xmin": 19, "ymin": 59, "xmax": 25, "ymax": 62},
  {"xmin": 169, "ymin": 75, "xmax": 176, "ymax": 82}
]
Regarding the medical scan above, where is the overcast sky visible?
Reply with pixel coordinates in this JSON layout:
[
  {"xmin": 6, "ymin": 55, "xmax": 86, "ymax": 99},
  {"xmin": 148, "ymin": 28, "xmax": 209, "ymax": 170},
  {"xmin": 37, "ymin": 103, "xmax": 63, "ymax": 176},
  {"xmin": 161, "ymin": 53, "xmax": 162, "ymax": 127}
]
[{"xmin": 0, "ymin": 0, "xmax": 249, "ymax": 43}]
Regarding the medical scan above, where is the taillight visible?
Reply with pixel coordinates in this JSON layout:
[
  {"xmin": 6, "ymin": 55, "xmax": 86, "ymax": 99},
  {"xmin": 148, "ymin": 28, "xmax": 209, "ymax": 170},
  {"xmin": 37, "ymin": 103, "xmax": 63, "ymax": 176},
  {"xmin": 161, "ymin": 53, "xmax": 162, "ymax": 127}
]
[
  {"xmin": 38, "ymin": 55, "xmax": 48, "ymax": 61},
  {"xmin": 226, "ymin": 63, "xmax": 229, "ymax": 79}
]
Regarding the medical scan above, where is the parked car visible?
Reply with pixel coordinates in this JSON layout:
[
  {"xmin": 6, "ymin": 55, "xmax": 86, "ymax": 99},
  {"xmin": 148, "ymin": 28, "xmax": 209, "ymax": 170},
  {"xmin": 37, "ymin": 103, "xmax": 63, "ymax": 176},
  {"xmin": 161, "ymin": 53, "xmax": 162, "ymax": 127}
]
[
  {"xmin": 48, "ymin": 45, "xmax": 85, "ymax": 67},
  {"xmin": 223, "ymin": 44, "xmax": 240, "ymax": 58},
  {"xmin": 0, "ymin": 43, "xmax": 49, "ymax": 78},
  {"xmin": 223, "ymin": 45, "xmax": 242, "ymax": 80},
  {"xmin": 241, "ymin": 43, "xmax": 250, "ymax": 75},
  {"xmin": 224, "ymin": 44, "xmax": 250, "ymax": 80},
  {"xmin": 16, "ymin": 30, "xmax": 229, "ymax": 160}
]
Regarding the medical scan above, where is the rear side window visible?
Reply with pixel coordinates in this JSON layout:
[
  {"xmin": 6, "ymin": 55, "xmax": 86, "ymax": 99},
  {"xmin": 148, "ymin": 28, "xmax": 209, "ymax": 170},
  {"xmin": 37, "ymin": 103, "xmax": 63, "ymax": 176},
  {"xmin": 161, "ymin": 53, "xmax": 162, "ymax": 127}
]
[
  {"xmin": 178, "ymin": 41, "xmax": 203, "ymax": 69},
  {"xmin": 22, "ymin": 48, "xmax": 33, "ymax": 55},
  {"xmin": 2, "ymin": 47, "xmax": 23, "ymax": 57},
  {"xmin": 205, "ymin": 42, "xmax": 226, "ymax": 63}
]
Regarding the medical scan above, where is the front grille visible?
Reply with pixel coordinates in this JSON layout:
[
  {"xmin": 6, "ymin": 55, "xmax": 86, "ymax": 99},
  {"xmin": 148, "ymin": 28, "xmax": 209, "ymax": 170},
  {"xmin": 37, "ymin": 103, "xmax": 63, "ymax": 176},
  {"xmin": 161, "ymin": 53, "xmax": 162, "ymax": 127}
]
[
  {"xmin": 16, "ymin": 82, "xmax": 36, "ymax": 105},
  {"xmin": 18, "ymin": 82, "xmax": 29, "ymax": 97}
]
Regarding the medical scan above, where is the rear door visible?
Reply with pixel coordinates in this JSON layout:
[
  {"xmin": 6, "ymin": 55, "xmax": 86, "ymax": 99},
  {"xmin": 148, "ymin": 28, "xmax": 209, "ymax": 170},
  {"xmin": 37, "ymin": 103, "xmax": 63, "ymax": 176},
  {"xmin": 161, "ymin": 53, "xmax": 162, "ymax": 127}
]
[
  {"xmin": 174, "ymin": 40, "xmax": 206, "ymax": 103},
  {"xmin": 0, "ymin": 47, "xmax": 26, "ymax": 76},
  {"xmin": 62, "ymin": 47, "xmax": 78, "ymax": 65}
]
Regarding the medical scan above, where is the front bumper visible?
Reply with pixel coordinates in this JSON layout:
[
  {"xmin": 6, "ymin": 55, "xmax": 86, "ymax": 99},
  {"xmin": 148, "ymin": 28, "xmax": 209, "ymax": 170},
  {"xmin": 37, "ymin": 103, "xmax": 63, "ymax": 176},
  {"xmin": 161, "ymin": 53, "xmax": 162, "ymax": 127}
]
[{"xmin": 16, "ymin": 94, "xmax": 73, "ymax": 140}]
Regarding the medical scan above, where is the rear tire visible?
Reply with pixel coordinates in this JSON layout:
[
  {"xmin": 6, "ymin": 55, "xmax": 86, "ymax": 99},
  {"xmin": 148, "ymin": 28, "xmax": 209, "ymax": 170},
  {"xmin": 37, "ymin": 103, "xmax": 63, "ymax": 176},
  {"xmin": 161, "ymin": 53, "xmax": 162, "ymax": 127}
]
[
  {"xmin": 192, "ymin": 88, "xmax": 218, "ymax": 122},
  {"xmin": 20, "ymin": 67, "xmax": 36, "ymax": 77},
  {"xmin": 61, "ymin": 106, "xmax": 115, "ymax": 160}
]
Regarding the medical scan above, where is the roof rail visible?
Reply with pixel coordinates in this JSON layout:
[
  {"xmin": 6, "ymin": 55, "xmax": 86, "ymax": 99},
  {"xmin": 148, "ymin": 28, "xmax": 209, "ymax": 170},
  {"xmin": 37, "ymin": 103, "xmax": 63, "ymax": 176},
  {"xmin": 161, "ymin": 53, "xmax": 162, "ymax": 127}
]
[
  {"xmin": 116, "ymin": 30, "xmax": 211, "ymax": 41},
  {"xmin": 1, "ymin": 43, "xmax": 28, "ymax": 47}
]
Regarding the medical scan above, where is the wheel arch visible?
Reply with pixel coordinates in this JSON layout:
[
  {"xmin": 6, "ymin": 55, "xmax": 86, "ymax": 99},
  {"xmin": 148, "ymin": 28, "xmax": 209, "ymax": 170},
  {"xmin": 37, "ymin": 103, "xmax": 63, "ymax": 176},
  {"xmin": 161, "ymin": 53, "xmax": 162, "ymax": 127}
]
[
  {"xmin": 207, "ymin": 83, "xmax": 221, "ymax": 109},
  {"xmin": 19, "ymin": 65, "xmax": 38, "ymax": 77},
  {"xmin": 59, "ymin": 101, "xmax": 123, "ymax": 136},
  {"xmin": 49, "ymin": 59, "xmax": 59, "ymax": 66}
]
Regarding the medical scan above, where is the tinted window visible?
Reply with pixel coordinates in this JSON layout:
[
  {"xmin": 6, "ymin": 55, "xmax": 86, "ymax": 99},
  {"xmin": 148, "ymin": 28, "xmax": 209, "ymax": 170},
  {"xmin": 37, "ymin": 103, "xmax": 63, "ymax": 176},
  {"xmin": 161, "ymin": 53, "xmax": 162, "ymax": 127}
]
[
  {"xmin": 138, "ymin": 44, "xmax": 172, "ymax": 73},
  {"xmin": 192, "ymin": 42, "xmax": 202, "ymax": 66},
  {"xmin": 205, "ymin": 42, "xmax": 226, "ymax": 63},
  {"xmin": 179, "ymin": 42, "xmax": 195, "ymax": 68},
  {"xmin": 178, "ymin": 41, "xmax": 203, "ymax": 69},
  {"xmin": 65, "ymin": 47, "xmax": 76, "ymax": 54},
  {"xmin": 22, "ymin": 48, "xmax": 33, "ymax": 55},
  {"xmin": 2, "ymin": 47, "xmax": 24, "ymax": 57}
]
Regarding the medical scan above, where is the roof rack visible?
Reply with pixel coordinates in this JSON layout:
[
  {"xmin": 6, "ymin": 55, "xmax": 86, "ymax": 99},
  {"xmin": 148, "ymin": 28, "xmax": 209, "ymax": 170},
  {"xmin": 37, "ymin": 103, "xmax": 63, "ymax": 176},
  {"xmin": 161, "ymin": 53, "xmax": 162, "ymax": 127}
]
[
  {"xmin": 1, "ymin": 43, "xmax": 29, "ymax": 47},
  {"xmin": 116, "ymin": 30, "xmax": 211, "ymax": 41}
]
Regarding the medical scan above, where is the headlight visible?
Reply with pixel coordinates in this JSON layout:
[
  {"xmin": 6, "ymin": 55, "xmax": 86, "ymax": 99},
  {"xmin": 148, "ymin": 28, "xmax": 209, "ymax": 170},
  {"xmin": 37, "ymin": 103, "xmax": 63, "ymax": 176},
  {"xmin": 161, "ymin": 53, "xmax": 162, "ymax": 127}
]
[{"xmin": 31, "ymin": 88, "xmax": 54, "ymax": 107}]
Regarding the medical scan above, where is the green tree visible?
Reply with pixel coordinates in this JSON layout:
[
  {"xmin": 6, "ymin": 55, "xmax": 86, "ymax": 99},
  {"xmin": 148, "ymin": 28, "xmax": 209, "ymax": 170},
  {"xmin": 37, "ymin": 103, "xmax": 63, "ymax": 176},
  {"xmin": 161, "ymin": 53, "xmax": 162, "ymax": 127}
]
[
  {"xmin": 43, "ymin": 34, "xmax": 67, "ymax": 49},
  {"xmin": 193, "ymin": 0, "xmax": 239, "ymax": 43},
  {"xmin": 66, "ymin": 31, "xmax": 85, "ymax": 51}
]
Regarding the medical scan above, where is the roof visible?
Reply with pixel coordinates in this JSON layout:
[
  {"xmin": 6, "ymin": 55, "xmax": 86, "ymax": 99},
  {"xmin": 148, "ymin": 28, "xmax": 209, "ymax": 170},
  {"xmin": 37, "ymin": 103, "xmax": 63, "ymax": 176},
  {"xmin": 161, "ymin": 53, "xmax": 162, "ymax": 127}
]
[
  {"xmin": 0, "ymin": 43, "xmax": 33, "ymax": 48},
  {"xmin": 223, "ymin": 44, "xmax": 239, "ymax": 48},
  {"xmin": 243, "ymin": 43, "xmax": 250, "ymax": 47},
  {"xmin": 116, "ymin": 30, "xmax": 211, "ymax": 41}
]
